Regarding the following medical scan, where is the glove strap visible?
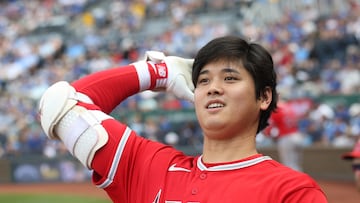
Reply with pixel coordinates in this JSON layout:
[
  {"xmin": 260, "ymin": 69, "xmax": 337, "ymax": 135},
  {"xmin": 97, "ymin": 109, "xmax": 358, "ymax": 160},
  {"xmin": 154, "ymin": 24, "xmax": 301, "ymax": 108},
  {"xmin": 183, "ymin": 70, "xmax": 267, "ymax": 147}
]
[
  {"xmin": 133, "ymin": 61, "xmax": 168, "ymax": 91},
  {"xmin": 148, "ymin": 61, "xmax": 168, "ymax": 89}
]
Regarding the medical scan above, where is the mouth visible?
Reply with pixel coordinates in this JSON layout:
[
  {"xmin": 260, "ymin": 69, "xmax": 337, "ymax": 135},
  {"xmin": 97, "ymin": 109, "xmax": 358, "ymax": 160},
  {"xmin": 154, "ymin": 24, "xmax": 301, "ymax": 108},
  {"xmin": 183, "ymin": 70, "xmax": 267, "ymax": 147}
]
[{"xmin": 206, "ymin": 102, "xmax": 225, "ymax": 109}]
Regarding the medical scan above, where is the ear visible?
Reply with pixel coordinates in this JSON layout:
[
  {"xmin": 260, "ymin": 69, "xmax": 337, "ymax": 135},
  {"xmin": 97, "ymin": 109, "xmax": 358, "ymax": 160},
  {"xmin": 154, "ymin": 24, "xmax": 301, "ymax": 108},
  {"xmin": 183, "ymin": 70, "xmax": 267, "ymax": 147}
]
[{"xmin": 259, "ymin": 87, "xmax": 272, "ymax": 110}]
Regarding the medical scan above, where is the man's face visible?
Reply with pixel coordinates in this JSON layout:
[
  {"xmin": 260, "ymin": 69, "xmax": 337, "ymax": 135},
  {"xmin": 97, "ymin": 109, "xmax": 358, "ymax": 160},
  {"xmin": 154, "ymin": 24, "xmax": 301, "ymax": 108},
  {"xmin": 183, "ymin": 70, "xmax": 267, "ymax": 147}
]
[
  {"xmin": 353, "ymin": 158, "xmax": 360, "ymax": 191},
  {"xmin": 194, "ymin": 60, "xmax": 270, "ymax": 140}
]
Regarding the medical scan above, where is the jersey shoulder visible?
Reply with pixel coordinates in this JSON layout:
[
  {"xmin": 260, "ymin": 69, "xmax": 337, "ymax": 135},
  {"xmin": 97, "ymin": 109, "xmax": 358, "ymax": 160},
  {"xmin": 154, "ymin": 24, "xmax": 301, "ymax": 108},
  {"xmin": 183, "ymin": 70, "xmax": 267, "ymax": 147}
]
[
  {"xmin": 262, "ymin": 159, "xmax": 322, "ymax": 189},
  {"xmin": 256, "ymin": 159, "xmax": 326, "ymax": 201}
]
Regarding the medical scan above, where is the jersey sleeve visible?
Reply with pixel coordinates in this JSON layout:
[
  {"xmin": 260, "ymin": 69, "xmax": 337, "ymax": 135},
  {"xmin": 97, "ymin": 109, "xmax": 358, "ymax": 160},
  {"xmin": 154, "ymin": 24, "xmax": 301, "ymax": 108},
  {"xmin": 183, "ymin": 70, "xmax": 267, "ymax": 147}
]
[
  {"xmin": 71, "ymin": 65, "xmax": 142, "ymax": 114},
  {"xmin": 67, "ymin": 63, "xmax": 183, "ymax": 202},
  {"xmin": 71, "ymin": 62, "xmax": 168, "ymax": 114},
  {"xmin": 279, "ymin": 171, "xmax": 328, "ymax": 203},
  {"xmin": 91, "ymin": 121, "xmax": 183, "ymax": 202},
  {"xmin": 285, "ymin": 186, "xmax": 328, "ymax": 203}
]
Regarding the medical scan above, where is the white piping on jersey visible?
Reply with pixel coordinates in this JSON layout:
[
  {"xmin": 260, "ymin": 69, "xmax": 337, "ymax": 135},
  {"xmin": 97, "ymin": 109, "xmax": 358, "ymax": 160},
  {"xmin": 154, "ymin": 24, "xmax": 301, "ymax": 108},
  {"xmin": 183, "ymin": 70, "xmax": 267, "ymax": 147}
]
[
  {"xmin": 197, "ymin": 155, "xmax": 272, "ymax": 171},
  {"xmin": 153, "ymin": 189, "xmax": 162, "ymax": 203},
  {"xmin": 97, "ymin": 126, "xmax": 132, "ymax": 189}
]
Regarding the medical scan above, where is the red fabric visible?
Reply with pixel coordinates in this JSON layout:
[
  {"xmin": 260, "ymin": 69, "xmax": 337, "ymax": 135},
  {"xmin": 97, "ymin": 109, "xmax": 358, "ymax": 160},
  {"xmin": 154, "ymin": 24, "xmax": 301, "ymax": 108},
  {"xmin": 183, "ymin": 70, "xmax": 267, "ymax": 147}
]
[
  {"xmin": 266, "ymin": 101, "xmax": 299, "ymax": 138},
  {"xmin": 71, "ymin": 65, "xmax": 141, "ymax": 114},
  {"xmin": 93, "ymin": 133, "xmax": 327, "ymax": 203},
  {"xmin": 342, "ymin": 140, "xmax": 360, "ymax": 159},
  {"xmin": 147, "ymin": 62, "xmax": 168, "ymax": 89},
  {"xmin": 69, "ymin": 65, "xmax": 327, "ymax": 203}
]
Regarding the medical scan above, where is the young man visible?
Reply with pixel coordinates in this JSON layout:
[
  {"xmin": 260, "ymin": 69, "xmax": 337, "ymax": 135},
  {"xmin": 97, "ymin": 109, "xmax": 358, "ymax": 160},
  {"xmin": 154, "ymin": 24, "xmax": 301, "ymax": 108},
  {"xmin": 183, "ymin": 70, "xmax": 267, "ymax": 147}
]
[
  {"xmin": 38, "ymin": 36, "xmax": 327, "ymax": 202},
  {"xmin": 342, "ymin": 139, "xmax": 360, "ymax": 192}
]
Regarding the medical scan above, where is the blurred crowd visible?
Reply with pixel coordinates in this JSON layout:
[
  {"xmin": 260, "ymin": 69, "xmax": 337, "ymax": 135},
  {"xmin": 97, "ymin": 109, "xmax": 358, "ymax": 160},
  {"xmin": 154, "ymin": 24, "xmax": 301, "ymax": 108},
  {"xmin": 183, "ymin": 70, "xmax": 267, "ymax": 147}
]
[{"xmin": 0, "ymin": 0, "xmax": 359, "ymax": 158}]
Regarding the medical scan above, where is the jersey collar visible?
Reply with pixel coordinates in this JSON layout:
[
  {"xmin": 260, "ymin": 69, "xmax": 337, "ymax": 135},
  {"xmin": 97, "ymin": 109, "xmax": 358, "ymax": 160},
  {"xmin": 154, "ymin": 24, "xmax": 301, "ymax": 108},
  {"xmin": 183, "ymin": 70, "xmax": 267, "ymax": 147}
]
[{"xmin": 197, "ymin": 155, "xmax": 272, "ymax": 171}]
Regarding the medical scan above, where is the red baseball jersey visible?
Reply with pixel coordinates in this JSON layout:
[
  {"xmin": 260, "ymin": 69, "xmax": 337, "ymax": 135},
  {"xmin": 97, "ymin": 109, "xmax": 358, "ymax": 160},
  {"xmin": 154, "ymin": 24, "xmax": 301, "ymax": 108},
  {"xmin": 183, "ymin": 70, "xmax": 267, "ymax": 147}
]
[
  {"xmin": 70, "ymin": 64, "xmax": 327, "ymax": 203},
  {"xmin": 266, "ymin": 101, "xmax": 300, "ymax": 138}
]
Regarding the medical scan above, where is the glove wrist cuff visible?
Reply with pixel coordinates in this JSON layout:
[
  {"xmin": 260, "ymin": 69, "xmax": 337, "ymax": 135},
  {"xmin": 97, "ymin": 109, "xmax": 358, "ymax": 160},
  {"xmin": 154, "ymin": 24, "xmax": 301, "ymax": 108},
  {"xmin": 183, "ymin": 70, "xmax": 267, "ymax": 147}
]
[
  {"xmin": 148, "ymin": 61, "xmax": 168, "ymax": 89},
  {"xmin": 133, "ymin": 61, "xmax": 169, "ymax": 91}
]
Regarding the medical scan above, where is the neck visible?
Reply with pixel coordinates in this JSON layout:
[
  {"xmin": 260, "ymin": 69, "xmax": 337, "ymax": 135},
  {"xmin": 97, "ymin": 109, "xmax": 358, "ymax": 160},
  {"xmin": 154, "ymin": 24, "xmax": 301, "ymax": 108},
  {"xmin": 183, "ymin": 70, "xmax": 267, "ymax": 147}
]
[{"xmin": 201, "ymin": 135, "xmax": 258, "ymax": 163}]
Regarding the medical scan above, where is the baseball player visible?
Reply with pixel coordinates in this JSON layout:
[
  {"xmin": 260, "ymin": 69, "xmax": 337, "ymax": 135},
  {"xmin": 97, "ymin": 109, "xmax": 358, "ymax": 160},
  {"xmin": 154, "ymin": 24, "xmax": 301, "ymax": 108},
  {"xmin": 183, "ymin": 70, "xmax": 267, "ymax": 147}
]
[
  {"xmin": 342, "ymin": 139, "xmax": 360, "ymax": 192},
  {"xmin": 265, "ymin": 100, "xmax": 305, "ymax": 171},
  {"xmin": 38, "ymin": 36, "xmax": 327, "ymax": 202}
]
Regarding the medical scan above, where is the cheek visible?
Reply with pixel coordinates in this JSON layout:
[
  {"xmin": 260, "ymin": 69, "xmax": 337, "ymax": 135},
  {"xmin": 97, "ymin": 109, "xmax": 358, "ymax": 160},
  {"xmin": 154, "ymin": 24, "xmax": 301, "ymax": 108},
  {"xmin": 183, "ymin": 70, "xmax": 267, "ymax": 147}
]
[
  {"xmin": 231, "ymin": 88, "xmax": 256, "ymax": 106},
  {"xmin": 194, "ymin": 87, "xmax": 207, "ymax": 102},
  {"xmin": 194, "ymin": 90, "xmax": 204, "ymax": 115}
]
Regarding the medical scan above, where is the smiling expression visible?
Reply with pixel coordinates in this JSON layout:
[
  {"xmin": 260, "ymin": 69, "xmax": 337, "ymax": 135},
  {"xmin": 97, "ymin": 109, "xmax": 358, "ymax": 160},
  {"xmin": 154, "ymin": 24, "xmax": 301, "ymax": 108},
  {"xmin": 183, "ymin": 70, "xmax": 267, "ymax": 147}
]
[{"xmin": 194, "ymin": 60, "xmax": 271, "ymax": 140}]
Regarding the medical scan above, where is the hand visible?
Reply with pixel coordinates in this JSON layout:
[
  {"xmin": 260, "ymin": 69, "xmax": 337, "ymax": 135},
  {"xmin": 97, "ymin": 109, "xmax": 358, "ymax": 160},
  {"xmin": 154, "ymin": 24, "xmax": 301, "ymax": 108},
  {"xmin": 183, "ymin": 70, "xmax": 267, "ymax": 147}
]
[{"xmin": 145, "ymin": 51, "xmax": 194, "ymax": 102}]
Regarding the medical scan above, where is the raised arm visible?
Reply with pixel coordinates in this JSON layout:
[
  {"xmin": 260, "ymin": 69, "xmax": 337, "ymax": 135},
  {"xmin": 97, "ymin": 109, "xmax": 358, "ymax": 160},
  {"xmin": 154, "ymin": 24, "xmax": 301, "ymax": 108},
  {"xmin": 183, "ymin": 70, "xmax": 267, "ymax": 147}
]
[{"xmin": 37, "ymin": 51, "xmax": 194, "ymax": 169}]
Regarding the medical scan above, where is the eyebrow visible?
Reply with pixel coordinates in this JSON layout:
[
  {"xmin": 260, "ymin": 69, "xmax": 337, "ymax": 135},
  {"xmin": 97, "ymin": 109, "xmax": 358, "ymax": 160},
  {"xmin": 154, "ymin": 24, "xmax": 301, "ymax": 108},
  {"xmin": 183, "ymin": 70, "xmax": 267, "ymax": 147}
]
[{"xmin": 199, "ymin": 67, "xmax": 241, "ymax": 76}]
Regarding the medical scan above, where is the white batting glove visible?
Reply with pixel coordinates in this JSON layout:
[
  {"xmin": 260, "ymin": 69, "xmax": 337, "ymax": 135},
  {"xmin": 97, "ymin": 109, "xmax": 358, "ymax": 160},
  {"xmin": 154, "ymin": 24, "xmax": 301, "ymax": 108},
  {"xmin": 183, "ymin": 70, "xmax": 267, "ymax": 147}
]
[{"xmin": 145, "ymin": 51, "xmax": 194, "ymax": 102}]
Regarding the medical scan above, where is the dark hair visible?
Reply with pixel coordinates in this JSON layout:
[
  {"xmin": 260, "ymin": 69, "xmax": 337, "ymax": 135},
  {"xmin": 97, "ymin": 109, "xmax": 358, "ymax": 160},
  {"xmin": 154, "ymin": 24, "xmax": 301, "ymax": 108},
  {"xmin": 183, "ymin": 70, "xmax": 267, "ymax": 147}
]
[{"xmin": 192, "ymin": 36, "xmax": 278, "ymax": 133}]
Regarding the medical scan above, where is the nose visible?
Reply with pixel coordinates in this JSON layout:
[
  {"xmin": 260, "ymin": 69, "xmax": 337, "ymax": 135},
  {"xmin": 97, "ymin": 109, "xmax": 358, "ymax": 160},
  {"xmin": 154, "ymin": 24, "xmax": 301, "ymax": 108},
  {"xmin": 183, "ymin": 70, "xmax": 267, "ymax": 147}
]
[{"xmin": 207, "ymin": 80, "xmax": 224, "ymax": 96}]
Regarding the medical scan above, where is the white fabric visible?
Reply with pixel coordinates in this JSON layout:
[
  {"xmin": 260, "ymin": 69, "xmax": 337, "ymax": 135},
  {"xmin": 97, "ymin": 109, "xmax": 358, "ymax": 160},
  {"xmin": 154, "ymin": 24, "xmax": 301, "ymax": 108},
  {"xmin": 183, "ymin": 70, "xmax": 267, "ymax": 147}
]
[
  {"xmin": 133, "ymin": 61, "xmax": 151, "ymax": 91},
  {"xmin": 55, "ymin": 106, "xmax": 111, "ymax": 168},
  {"xmin": 38, "ymin": 81, "xmax": 78, "ymax": 138},
  {"xmin": 39, "ymin": 80, "xmax": 110, "ymax": 168},
  {"xmin": 146, "ymin": 51, "xmax": 195, "ymax": 102},
  {"xmin": 38, "ymin": 81, "xmax": 94, "ymax": 138}
]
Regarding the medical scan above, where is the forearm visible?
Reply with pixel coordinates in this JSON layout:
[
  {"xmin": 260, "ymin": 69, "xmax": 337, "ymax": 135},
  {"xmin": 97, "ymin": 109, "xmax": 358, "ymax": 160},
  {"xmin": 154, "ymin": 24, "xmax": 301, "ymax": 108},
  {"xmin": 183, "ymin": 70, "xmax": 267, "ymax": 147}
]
[
  {"xmin": 38, "ymin": 51, "xmax": 194, "ymax": 169},
  {"xmin": 71, "ymin": 62, "xmax": 165, "ymax": 114}
]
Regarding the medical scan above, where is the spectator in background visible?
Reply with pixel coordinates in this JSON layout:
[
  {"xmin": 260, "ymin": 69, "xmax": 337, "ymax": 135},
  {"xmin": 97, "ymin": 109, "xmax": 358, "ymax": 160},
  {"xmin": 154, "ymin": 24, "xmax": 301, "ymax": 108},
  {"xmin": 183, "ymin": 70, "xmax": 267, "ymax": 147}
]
[
  {"xmin": 298, "ymin": 104, "xmax": 324, "ymax": 146},
  {"xmin": 0, "ymin": 129, "xmax": 6, "ymax": 158},
  {"xmin": 342, "ymin": 139, "xmax": 360, "ymax": 192},
  {"xmin": 349, "ymin": 103, "xmax": 360, "ymax": 137},
  {"xmin": 264, "ymin": 99, "xmax": 305, "ymax": 171}
]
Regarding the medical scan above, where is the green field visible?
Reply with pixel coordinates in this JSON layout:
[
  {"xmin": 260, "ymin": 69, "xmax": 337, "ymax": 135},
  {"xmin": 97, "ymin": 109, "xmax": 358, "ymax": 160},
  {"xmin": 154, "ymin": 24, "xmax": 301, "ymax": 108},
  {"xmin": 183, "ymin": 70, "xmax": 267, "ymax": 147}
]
[{"xmin": 0, "ymin": 194, "xmax": 111, "ymax": 203}]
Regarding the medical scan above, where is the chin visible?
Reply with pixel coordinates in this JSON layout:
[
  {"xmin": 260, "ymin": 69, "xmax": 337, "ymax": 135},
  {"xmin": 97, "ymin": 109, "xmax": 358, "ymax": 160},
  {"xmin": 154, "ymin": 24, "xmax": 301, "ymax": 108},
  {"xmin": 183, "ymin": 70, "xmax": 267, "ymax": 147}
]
[
  {"xmin": 202, "ymin": 124, "xmax": 229, "ymax": 138},
  {"xmin": 203, "ymin": 120, "xmax": 226, "ymax": 130}
]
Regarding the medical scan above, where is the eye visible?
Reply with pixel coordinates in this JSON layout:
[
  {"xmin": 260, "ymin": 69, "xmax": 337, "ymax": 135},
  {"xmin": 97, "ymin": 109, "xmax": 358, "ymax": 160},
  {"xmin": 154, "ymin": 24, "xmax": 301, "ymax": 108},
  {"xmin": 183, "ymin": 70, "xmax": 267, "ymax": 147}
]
[
  {"xmin": 197, "ymin": 77, "xmax": 209, "ymax": 85},
  {"xmin": 224, "ymin": 76, "xmax": 238, "ymax": 81}
]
